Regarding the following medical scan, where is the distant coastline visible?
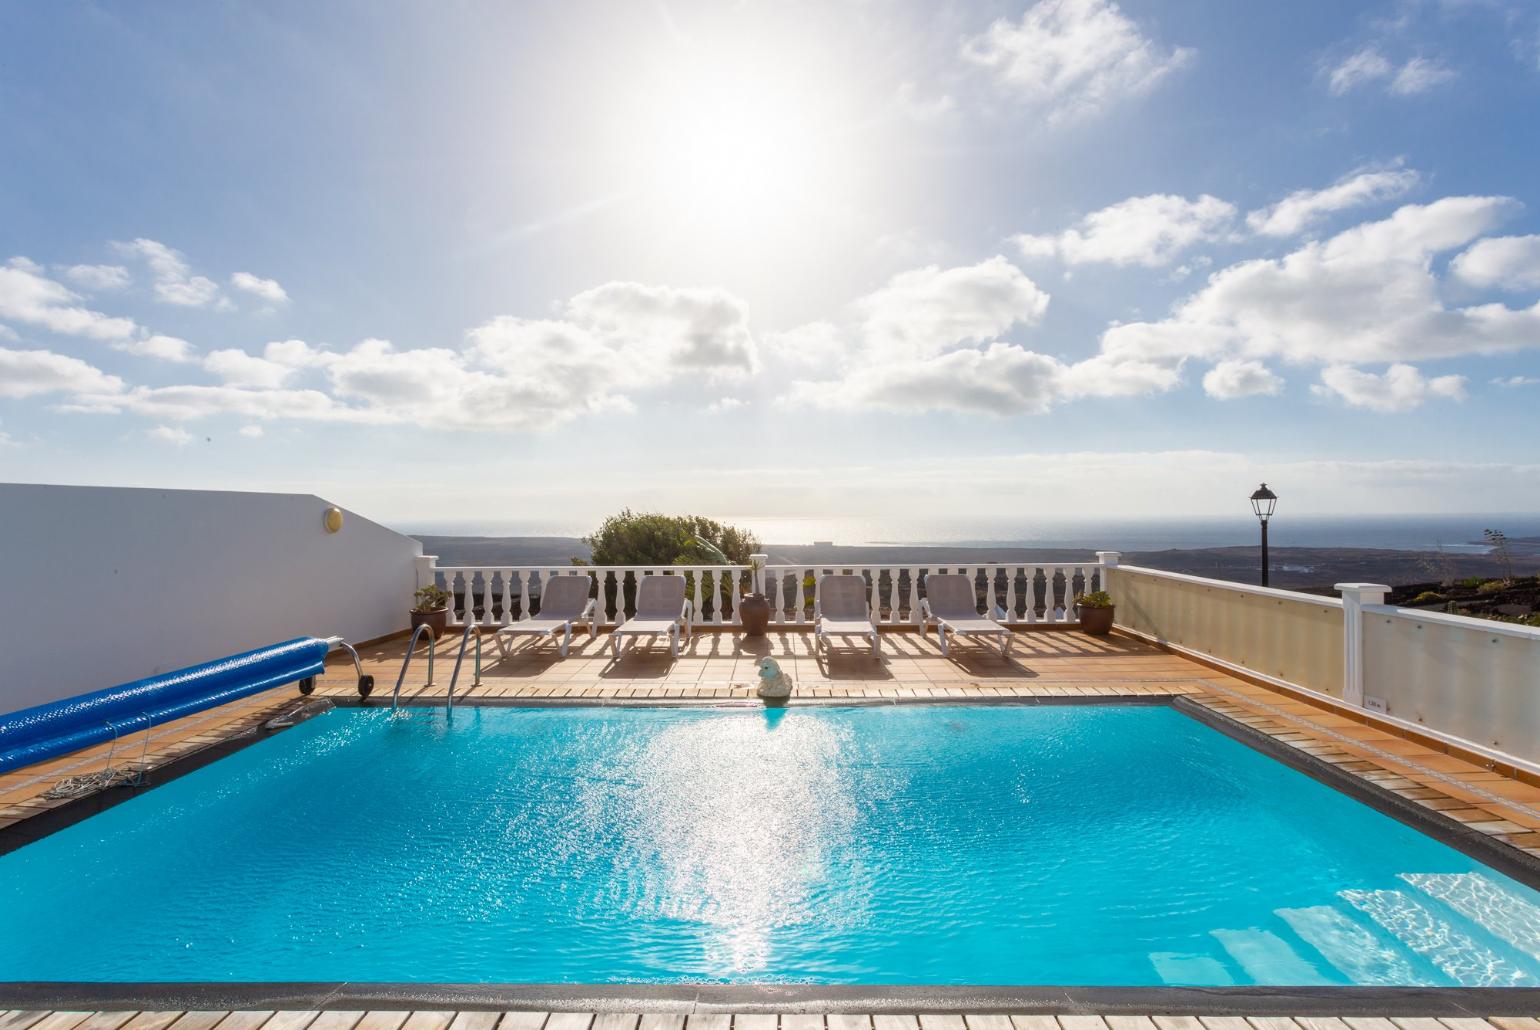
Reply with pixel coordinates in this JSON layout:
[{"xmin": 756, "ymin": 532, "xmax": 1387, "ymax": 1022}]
[
  {"xmin": 399, "ymin": 513, "xmax": 1540, "ymax": 556},
  {"xmin": 412, "ymin": 533, "xmax": 1540, "ymax": 593}
]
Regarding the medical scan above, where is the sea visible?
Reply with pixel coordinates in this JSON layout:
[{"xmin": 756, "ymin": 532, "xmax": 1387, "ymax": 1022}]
[{"xmin": 394, "ymin": 514, "xmax": 1540, "ymax": 554}]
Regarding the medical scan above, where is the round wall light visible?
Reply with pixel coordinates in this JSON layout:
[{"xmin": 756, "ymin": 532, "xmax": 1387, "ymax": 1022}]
[{"xmin": 323, "ymin": 506, "xmax": 345, "ymax": 533}]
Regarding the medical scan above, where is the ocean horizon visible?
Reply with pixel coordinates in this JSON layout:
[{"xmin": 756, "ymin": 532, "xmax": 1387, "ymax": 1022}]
[{"xmin": 393, "ymin": 513, "xmax": 1540, "ymax": 554}]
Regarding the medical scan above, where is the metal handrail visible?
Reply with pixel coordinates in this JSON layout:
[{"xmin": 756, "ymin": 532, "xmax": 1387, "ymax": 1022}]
[
  {"xmin": 446, "ymin": 623, "xmax": 482, "ymax": 713},
  {"xmin": 323, "ymin": 636, "xmax": 377, "ymax": 697},
  {"xmin": 390, "ymin": 624, "xmax": 436, "ymax": 711}
]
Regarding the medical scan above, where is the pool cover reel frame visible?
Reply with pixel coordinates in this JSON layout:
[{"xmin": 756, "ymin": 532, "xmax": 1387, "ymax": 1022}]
[{"xmin": 0, "ymin": 635, "xmax": 374, "ymax": 773}]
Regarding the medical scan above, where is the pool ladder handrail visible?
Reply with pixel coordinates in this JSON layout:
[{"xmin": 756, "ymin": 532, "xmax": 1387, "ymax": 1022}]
[
  {"xmin": 390, "ymin": 624, "xmax": 436, "ymax": 711},
  {"xmin": 446, "ymin": 623, "xmax": 482, "ymax": 713}
]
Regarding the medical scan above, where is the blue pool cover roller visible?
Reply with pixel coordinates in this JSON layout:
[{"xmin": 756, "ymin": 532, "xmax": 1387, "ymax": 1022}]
[{"xmin": 0, "ymin": 636, "xmax": 330, "ymax": 773}]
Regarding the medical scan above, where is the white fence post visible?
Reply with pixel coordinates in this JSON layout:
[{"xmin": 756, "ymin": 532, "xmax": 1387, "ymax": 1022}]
[
  {"xmin": 750, "ymin": 552, "xmax": 768, "ymax": 596},
  {"xmin": 1096, "ymin": 550, "xmax": 1120, "ymax": 596},
  {"xmin": 414, "ymin": 554, "xmax": 438, "ymax": 590},
  {"xmin": 1337, "ymin": 582, "xmax": 1389, "ymax": 707}
]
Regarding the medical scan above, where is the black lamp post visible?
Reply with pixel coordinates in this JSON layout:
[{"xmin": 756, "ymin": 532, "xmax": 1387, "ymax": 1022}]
[{"xmin": 1250, "ymin": 483, "xmax": 1278, "ymax": 587}]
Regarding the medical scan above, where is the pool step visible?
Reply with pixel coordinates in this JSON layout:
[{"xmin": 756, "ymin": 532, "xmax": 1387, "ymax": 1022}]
[
  {"xmin": 1276, "ymin": 904, "xmax": 1426, "ymax": 985},
  {"xmin": 1210, "ymin": 927, "xmax": 1334, "ymax": 985},
  {"xmin": 1148, "ymin": 950, "xmax": 1235, "ymax": 985},
  {"xmin": 1403, "ymin": 872, "xmax": 1540, "ymax": 962},
  {"xmin": 1341, "ymin": 886, "xmax": 1540, "ymax": 987}
]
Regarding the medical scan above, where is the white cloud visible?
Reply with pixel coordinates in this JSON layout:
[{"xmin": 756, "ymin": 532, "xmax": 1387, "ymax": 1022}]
[
  {"xmin": 1246, "ymin": 167, "xmax": 1421, "ymax": 237},
  {"xmin": 961, "ymin": 0, "xmax": 1194, "ymax": 123},
  {"xmin": 564, "ymin": 282, "xmax": 759, "ymax": 375},
  {"xmin": 61, "ymin": 264, "xmax": 131, "ymax": 292},
  {"xmin": 1451, "ymin": 234, "xmax": 1540, "ymax": 290},
  {"xmin": 0, "ymin": 346, "xmax": 123, "ymax": 398},
  {"xmin": 1492, "ymin": 375, "xmax": 1538, "ymax": 388},
  {"xmin": 1015, "ymin": 194, "xmax": 1236, "ymax": 267},
  {"xmin": 706, "ymin": 397, "xmax": 745, "ymax": 413},
  {"xmin": 1202, "ymin": 359, "xmax": 1284, "ymax": 399},
  {"xmin": 113, "ymin": 334, "xmax": 196, "ymax": 363},
  {"xmin": 790, "ymin": 256, "xmax": 1176, "ymax": 416},
  {"xmin": 65, "ymin": 282, "xmax": 764, "ymax": 432},
  {"xmin": 1312, "ymin": 363, "xmax": 1467, "ymax": 412},
  {"xmin": 0, "ymin": 258, "xmax": 137, "ymax": 340},
  {"xmin": 230, "ymin": 271, "xmax": 289, "ymax": 304},
  {"xmin": 858, "ymin": 257, "xmax": 1050, "ymax": 359},
  {"xmin": 203, "ymin": 347, "xmax": 298, "ymax": 388},
  {"xmin": 238, "ymin": 424, "xmax": 265, "ymax": 438},
  {"xmin": 113, "ymin": 239, "xmax": 222, "ymax": 307},
  {"xmin": 1327, "ymin": 48, "xmax": 1457, "ymax": 96},
  {"xmin": 1391, "ymin": 56, "xmax": 1458, "ymax": 95},
  {"xmin": 148, "ymin": 425, "xmax": 193, "ymax": 446},
  {"xmin": 1328, "ymin": 48, "xmax": 1393, "ymax": 94},
  {"xmin": 1103, "ymin": 196, "xmax": 1535, "ymax": 367}
]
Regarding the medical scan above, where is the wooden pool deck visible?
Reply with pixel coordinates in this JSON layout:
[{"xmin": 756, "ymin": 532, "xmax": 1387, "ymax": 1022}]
[{"xmin": 7, "ymin": 628, "xmax": 1540, "ymax": 1017}]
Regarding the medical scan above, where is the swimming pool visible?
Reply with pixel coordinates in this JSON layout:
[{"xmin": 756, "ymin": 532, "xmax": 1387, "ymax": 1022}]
[{"xmin": 3, "ymin": 702, "xmax": 1540, "ymax": 988}]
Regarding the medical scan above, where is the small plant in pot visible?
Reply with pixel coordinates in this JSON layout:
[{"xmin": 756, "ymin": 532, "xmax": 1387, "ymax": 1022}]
[
  {"xmin": 739, "ymin": 557, "xmax": 772, "ymax": 637},
  {"xmin": 1076, "ymin": 590, "xmax": 1115, "ymax": 636},
  {"xmin": 411, "ymin": 585, "xmax": 451, "ymax": 638}
]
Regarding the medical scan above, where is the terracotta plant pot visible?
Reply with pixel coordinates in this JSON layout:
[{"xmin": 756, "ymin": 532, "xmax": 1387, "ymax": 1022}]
[
  {"xmin": 1079, "ymin": 605, "xmax": 1115, "ymax": 636},
  {"xmin": 739, "ymin": 592, "xmax": 772, "ymax": 636},
  {"xmin": 411, "ymin": 607, "xmax": 448, "ymax": 639}
]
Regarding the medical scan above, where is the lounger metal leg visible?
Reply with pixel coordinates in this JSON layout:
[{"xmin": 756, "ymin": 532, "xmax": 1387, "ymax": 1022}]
[
  {"xmin": 611, "ymin": 632, "xmax": 620, "ymax": 657},
  {"xmin": 560, "ymin": 624, "xmax": 572, "ymax": 658},
  {"xmin": 669, "ymin": 627, "xmax": 679, "ymax": 658},
  {"xmin": 936, "ymin": 625, "xmax": 948, "ymax": 656}
]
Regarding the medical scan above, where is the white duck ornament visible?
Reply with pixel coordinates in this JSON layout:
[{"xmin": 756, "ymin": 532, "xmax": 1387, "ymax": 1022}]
[{"xmin": 756, "ymin": 656, "xmax": 794, "ymax": 700}]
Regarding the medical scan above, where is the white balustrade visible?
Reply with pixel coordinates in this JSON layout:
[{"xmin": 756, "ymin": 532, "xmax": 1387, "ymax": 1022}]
[{"xmin": 429, "ymin": 558, "xmax": 1112, "ymax": 629}]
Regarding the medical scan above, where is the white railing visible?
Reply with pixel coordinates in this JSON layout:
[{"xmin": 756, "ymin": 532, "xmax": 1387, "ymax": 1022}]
[
  {"xmin": 414, "ymin": 554, "xmax": 1115, "ymax": 629},
  {"xmin": 419, "ymin": 561, "xmax": 752, "ymax": 629},
  {"xmin": 1110, "ymin": 564, "xmax": 1540, "ymax": 773},
  {"xmin": 760, "ymin": 562, "xmax": 1105, "ymax": 626}
]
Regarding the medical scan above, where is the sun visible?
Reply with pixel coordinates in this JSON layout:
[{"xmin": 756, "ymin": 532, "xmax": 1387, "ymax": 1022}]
[{"xmin": 607, "ymin": 41, "xmax": 853, "ymax": 246}]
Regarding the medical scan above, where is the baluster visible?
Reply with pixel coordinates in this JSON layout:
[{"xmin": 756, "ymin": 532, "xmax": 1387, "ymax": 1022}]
[
  {"xmin": 1026, "ymin": 567, "xmax": 1040, "ymax": 624},
  {"xmin": 1070, "ymin": 565, "xmax": 1083, "ymax": 622},
  {"xmin": 516, "ymin": 568, "xmax": 530, "ymax": 622},
  {"xmin": 809, "ymin": 568, "xmax": 821, "ymax": 625},
  {"xmin": 1004, "ymin": 566, "xmax": 1018, "ymax": 624},
  {"xmin": 886, "ymin": 567, "xmax": 899, "ymax": 625},
  {"xmin": 497, "ymin": 569, "xmax": 510, "ymax": 626},
  {"xmin": 716, "ymin": 567, "xmax": 728, "ymax": 625}
]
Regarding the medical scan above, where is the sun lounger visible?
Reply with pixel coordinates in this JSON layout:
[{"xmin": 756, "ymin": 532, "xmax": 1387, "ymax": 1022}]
[
  {"xmin": 814, "ymin": 574, "xmax": 880, "ymax": 656},
  {"xmin": 495, "ymin": 573, "xmax": 596, "ymax": 658},
  {"xmin": 919, "ymin": 573, "xmax": 1011, "ymax": 656},
  {"xmin": 610, "ymin": 574, "xmax": 692, "ymax": 657}
]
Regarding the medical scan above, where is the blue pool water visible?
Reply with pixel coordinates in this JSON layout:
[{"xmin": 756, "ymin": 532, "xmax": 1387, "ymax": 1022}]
[{"xmin": 4, "ymin": 703, "xmax": 1540, "ymax": 986}]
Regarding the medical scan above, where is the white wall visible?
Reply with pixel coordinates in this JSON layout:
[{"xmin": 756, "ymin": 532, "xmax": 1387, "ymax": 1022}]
[{"xmin": 0, "ymin": 483, "xmax": 421, "ymax": 714}]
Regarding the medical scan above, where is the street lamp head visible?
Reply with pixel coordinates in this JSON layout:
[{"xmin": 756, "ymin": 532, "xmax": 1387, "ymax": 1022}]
[{"xmin": 1250, "ymin": 482, "xmax": 1278, "ymax": 522}]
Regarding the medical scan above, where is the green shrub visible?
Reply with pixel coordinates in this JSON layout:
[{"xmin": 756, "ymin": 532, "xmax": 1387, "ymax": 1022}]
[
  {"xmin": 1477, "ymin": 579, "xmax": 1508, "ymax": 594},
  {"xmin": 1077, "ymin": 590, "xmax": 1114, "ymax": 609},
  {"xmin": 413, "ymin": 585, "xmax": 451, "ymax": 612},
  {"xmin": 1410, "ymin": 590, "xmax": 1445, "ymax": 604}
]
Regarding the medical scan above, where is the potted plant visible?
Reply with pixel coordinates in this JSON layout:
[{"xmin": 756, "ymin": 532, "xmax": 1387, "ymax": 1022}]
[
  {"xmin": 411, "ymin": 584, "xmax": 451, "ymax": 638},
  {"xmin": 1076, "ymin": 590, "xmax": 1115, "ymax": 636},
  {"xmin": 739, "ymin": 557, "xmax": 772, "ymax": 637}
]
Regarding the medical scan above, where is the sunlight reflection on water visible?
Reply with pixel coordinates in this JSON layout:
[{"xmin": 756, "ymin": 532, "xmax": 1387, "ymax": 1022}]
[{"xmin": 581, "ymin": 711, "xmax": 879, "ymax": 974}]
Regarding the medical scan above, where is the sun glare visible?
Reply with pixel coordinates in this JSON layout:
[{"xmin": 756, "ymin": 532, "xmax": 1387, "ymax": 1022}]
[{"xmin": 606, "ymin": 38, "xmax": 858, "ymax": 248}]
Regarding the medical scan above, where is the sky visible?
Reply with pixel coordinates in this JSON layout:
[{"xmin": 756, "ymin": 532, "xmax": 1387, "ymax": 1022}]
[{"xmin": 2, "ymin": 0, "xmax": 1539, "ymax": 534}]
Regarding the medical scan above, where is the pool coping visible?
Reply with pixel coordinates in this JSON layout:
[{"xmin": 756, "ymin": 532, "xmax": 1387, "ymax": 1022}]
[{"xmin": 8, "ymin": 694, "xmax": 1540, "ymax": 1013}]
